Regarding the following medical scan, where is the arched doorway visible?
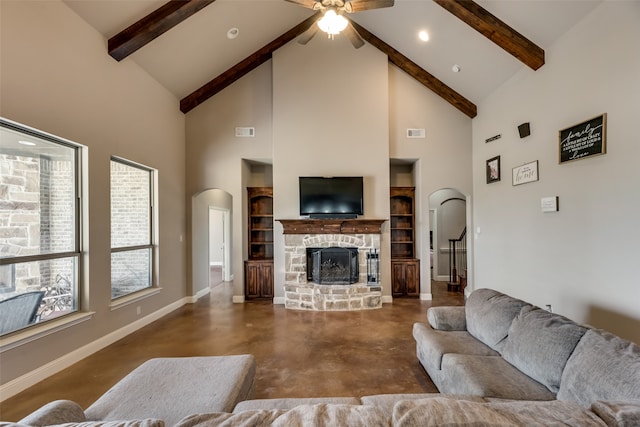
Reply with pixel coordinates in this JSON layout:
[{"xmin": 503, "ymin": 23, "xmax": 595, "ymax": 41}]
[
  {"xmin": 429, "ymin": 189, "xmax": 467, "ymax": 286},
  {"xmin": 192, "ymin": 189, "xmax": 232, "ymax": 298}
]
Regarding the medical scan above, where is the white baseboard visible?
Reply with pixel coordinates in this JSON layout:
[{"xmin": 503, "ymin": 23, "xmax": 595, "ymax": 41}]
[
  {"xmin": 232, "ymin": 295, "xmax": 244, "ymax": 303},
  {"xmin": 382, "ymin": 295, "xmax": 393, "ymax": 304},
  {"xmin": 0, "ymin": 297, "xmax": 188, "ymax": 400},
  {"xmin": 435, "ymin": 275, "xmax": 449, "ymax": 282},
  {"xmin": 273, "ymin": 297, "xmax": 285, "ymax": 305},
  {"xmin": 192, "ymin": 287, "xmax": 211, "ymax": 302},
  {"xmin": 420, "ymin": 293, "xmax": 433, "ymax": 301}
]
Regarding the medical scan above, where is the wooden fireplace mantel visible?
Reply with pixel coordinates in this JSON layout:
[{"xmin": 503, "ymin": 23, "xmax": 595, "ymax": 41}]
[{"xmin": 277, "ymin": 218, "xmax": 386, "ymax": 235}]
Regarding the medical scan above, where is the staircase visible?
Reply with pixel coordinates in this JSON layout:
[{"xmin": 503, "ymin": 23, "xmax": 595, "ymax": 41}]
[{"xmin": 447, "ymin": 227, "xmax": 467, "ymax": 293}]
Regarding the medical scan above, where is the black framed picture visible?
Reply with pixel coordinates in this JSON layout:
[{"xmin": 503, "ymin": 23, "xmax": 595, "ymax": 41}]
[
  {"xmin": 486, "ymin": 155, "xmax": 501, "ymax": 184},
  {"xmin": 559, "ymin": 113, "xmax": 607, "ymax": 163}
]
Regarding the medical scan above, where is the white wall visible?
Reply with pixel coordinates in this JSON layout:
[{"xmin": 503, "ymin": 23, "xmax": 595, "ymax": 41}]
[
  {"xmin": 0, "ymin": 0, "xmax": 186, "ymax": 385},
  {"xmin": 472, "ymin": 2, "xmax": 640, "ymax": 343},
  {"xmin": 185, "ymin": 64, "xmax": 274, "ymax": 299},
  {"xmin": 389, "ymin": 67, "xmax": 473, "ymax": 297},
  {"xmin": 185, "ymin": 30, "xmax": 473, "ymax": 302},
  {"xmin": 272, "ymin": 35, "xmax": 391, "ymax": 300}
]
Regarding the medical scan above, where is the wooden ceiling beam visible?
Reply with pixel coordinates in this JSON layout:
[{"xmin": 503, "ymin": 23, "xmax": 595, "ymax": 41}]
[
  {"xmin": 180, "ymin": 13, "xmax": 320, "ymax": 114},
  {"xmin": 434, "ymin": 0, "xmax": 544, "ymax": 70},
  {"xmin": 350, "ymin": 21, "xmax": 477, "ymax": 118},
  {"xmin": 108, "ymin": 0, "xmax": 217, "ymax": 61}
]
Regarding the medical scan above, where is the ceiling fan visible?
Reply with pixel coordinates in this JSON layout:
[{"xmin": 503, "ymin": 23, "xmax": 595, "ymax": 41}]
[{"xmin": 285, "ymin": 0, "xmax": 394, "ymax": 48}]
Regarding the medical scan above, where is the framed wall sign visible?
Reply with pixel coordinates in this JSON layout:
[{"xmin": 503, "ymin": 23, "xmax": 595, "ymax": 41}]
[
  {"xmin": 486, "ymin": 155, "xmax": 501, "ymax": 184},
  {"xmin": 512, "ymin": 160, "xmax": 539, "ymax": 186},
  {"xmin": 559, "ymin": 113, "xmax": 607, "ymax": 163}
]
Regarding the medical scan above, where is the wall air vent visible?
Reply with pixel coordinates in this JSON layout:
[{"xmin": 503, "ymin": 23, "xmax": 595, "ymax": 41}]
[
  {"xmin": 235, "ymin": 127, "xmax": 255, "ymax": 137},
  {"xmin": 406, "ymin": 128, "xmax": 426, "ymax": 139}
]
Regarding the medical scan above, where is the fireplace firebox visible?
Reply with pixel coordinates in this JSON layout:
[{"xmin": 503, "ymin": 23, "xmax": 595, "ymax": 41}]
[{"xmin": 306, "ymin": 247, "xmax": 359, "ymax": 284}]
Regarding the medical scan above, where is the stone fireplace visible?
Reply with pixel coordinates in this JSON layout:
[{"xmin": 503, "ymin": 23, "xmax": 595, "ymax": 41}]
[{"xmin": 279, "ymin": 219, "xmax": 384, "ymax": 311}]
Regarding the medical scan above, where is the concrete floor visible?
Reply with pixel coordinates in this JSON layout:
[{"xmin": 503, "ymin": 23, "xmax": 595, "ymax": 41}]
[{"xmin": 0, "ymin": 281, "xmax": 464, "ymax": 422}]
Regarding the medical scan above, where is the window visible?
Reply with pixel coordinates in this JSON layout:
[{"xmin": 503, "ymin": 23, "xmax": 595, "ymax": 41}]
[
  {"xmin": 110, "ymin": 158, "xmax": 155, "ymax": 299},
  {"xmin": 0, "ymin": 119, "xmax": 81, "ymax": 335}
]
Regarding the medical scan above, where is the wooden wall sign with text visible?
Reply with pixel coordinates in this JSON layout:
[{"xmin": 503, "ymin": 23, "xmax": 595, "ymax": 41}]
[{"xmin": 559, "ymin": 113, "xmax": 607, "ymax": 163}]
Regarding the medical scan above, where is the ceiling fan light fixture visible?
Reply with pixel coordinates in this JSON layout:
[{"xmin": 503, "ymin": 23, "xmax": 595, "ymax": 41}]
[{"xmin": 317, "ymin": 8, "xmax": 348, "ymax": 38}]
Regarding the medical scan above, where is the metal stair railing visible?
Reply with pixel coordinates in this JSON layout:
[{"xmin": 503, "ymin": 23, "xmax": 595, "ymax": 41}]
[{"xmin": 447, "ymin": 227, "xmax": 467, "ymax": 293}]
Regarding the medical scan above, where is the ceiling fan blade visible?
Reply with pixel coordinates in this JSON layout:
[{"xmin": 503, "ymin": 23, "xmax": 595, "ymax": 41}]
[
  {"xmin": 343, "ymin": 22, "xmax": 365, "ymax": 49},
  {"xmin": 284, "ymin": 0, "xmax": 320, "ymax": 10},
  {"xmin": 348, "ymin": 0, "xmax": 394, "ymax": 13},
  {"xmin": 298, "ymin": 24, "xmax": 320, "ymax": 45}
]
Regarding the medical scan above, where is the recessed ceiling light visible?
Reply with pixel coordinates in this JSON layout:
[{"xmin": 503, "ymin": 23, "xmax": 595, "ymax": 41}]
[
  {"xmin": 452, "ymin": 64, "xmax": 461, "ymax": 73},
  {"xmin": 18, "ymin": 140, "xmax": 36, "ymax": 146},
  {"xmin": 418, "ymin": 30, "xmax": 429, "ymax": 42},
  {"xmin": 227, "ymin": 27, "xmax": 239, "ymax": 40}
]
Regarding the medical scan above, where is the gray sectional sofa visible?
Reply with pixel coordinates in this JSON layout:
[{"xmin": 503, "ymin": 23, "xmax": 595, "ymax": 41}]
[
  {"xmin": 6, "ymin": 288, "xmax": 640, "ymax": 426},
  {"xmin": 413, "ymin": 288, "xmax": 640, "ymax": 405}
]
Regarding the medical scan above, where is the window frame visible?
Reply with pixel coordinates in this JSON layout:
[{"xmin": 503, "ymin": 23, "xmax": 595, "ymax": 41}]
[
  {"xmin": 0, "ymin": 118, "xmax": 83, "ymax": 334},
  {"xmin": 109, "ymin": 156, "xmax": 156, "ymax": 300}
]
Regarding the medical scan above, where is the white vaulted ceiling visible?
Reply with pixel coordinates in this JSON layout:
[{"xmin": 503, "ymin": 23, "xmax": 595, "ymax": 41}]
[{"xmin": 63, "ymin": 0, "xmax": 601, "ymax": 114}]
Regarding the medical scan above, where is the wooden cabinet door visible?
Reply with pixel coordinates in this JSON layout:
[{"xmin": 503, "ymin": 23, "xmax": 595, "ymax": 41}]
[
  {"xmin": 405, "ymin": 260, "xmax": 420, "ymax": 297},
  {"xmin": 391, "ymin": 261, "xmax": 406, "ymax": 297},
  {"xmin": 244, "ymin": 261, "xmax": 261, "ymax": 299},
  {"xmin": 392, "ymin": 260, "xmax": 420, "ymax": 298},
  {"xmin": 260, "ymin": 262, "xmax": 274, "ymax": 298},
  {"xmin": 245, "ymin": 260, "xmax": 274, "ymax": 300}
]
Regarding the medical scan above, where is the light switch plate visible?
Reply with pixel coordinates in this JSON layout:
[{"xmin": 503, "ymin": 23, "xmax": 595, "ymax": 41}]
[{"xmin": 541, "ymin": 196, "xmax": 559, "ymax": 212}]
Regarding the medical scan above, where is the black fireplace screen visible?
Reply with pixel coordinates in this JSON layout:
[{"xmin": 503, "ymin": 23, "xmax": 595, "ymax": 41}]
[{"xmin": 306, "ymin": 247, "xmax": 358, "ymax": 284}]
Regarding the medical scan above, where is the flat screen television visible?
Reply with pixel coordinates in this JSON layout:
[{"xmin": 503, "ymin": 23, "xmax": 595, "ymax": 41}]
[{"xmin": 299, "ymin": 176, "xmax": 363, "ymax": 218}]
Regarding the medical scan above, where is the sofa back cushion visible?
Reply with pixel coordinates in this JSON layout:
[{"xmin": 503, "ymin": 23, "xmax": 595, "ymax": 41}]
[
  {"xmin": 502, "ymin": 306, "xmax": 588, "ymax": 393},
  {"xmin": 177, "ymin": 405, "xmax": 390, "ymax": 427},
  {"xmin": 557, "ymin": 328, "xmax": 640, "ymax": 407},
  {"xmin": 392, "ymin": 397, "xmax": 606, "ymax": 427},
  {"xmin": 465, "ymin": 288, "xmax": 531, "ymax": 351}
]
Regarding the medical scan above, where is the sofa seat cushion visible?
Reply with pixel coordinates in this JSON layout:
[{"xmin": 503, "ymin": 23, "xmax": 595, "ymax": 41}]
[
  {"xmin": 502, "ymin": 306, "xmax": 588, "ymax": 393},
  {"xmin": 392, "ymin": 397, "xmax": 607, "ymax": 427},
  {"xmin": 178, "ymin": 404, "xmax": 389, "ymax": 427},
  {"xmin": 439, "ymin": 354, "xmax": 557, "ymax": 400},
  {"xmin": 558, "ymin": 329, "xmax": 640, "ymax": 407},
  {"xmin": 465, "ymin": 288, "xmax": 531, "ymax": 352},
  {"xmin": 56, "ymin": 421, "xmax": 164, "ymax": 427},
  {"xmin": 175, "ymin": 410, "xmax": 285, "ymax": 427},
  {"xmin": 85, "ymin": 355, "xmax": 256, "ymax": 427},
  {"xmin": 233, "ymin": 397, "xmax": 360, "ymax": 412},
  {"xmin": 361, "ymin": 393, "xmax": 485, "ymax": 420},
  {"xmin": 413, "ymin": 323, "xmax": 499, "ymax": 372},
  {"xmin": 590, "ymin": 400, "xmax": 640, "ymax": 427}
]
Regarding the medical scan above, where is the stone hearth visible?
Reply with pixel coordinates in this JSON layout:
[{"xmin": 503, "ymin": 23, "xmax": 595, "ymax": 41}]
[{"xmin": 279, "ymin": 219, "xmax": 385, "ymax": 311}]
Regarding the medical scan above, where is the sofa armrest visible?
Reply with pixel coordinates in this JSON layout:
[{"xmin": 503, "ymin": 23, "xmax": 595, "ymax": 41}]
[
  {"xmin": 427, "ymin": 306, "xmax": 467, "ymax": 331},
  {"xmin": 18, "ymin": 400, "xmax": 86, "ymax": 426}
]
